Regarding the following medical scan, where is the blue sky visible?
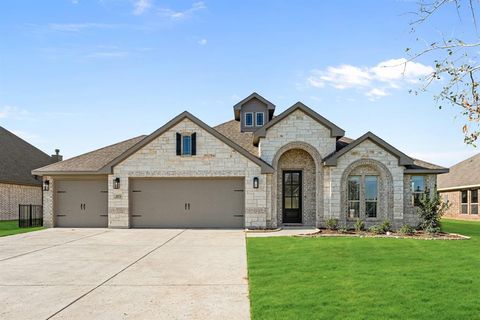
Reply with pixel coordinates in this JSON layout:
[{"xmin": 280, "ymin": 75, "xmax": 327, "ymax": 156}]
[{"xmin": 0, "ymin": 0, "xmax": 477, "ymax": 166}]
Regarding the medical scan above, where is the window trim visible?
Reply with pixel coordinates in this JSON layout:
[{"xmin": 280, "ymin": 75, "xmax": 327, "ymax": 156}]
[
  {"xmin": 181, "ymin": 134, "xmax": 192, "ymax": 156},
  {"xmin": 471, "ymin": 189, "xmax": 478, "ymax": 215},
  {"xmin": 244, "ymin": 112, "xmax": 254, "ymax": 127},
  {"xmin": 346, "ymin": 174, "xmax": 379, "ymax": 220},
  {"xmin": 461, "ymin": 190, "xmax": 469, "ymax": 214},
  {"xmin": 411, "ymin": 175, "xmax": 426, "ymax": 207},
  {"xmin": 255, "ymin": 112, "xmax": 265, "ymax": 127}
]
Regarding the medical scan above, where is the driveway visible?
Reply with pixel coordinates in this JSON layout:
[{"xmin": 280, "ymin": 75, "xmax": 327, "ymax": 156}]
[{"xmin": 0, "ymin": 228, "xmax": 250, "ymax": 320}]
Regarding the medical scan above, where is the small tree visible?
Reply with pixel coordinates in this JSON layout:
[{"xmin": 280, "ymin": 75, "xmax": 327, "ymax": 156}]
[{"xmin": 417, "ymin": 189, "xmax": 450, "ymax": 234}]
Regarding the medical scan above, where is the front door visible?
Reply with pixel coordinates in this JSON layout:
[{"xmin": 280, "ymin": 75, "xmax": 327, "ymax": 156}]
[{"xmin": 282, "ymin": 171, "xmax": 302, "ymax": 223}]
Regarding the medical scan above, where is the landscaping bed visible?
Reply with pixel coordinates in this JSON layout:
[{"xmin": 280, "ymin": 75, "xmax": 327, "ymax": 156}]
[{"xmin": 298, "ymin": 228, "xmax": 469, "ymax": 240}]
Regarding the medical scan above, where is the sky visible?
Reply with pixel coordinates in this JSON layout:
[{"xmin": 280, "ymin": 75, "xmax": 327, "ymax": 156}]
[{"xmin": 0, "ymin": 0, "xmax": 478, "ymax": 166}]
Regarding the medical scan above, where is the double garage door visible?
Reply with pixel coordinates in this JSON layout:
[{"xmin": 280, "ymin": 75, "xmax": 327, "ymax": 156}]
[
  {"xmin": 55, "ymin": 178, "xmax": 245, "ymax": 228},
  {"xmin": 130, "ymin": 178, "xmax": 245, "ymax": 228}
]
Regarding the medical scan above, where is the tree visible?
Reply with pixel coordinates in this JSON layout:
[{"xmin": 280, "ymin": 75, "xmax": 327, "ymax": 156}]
[
  {"xmin": 417, "ymin": 189, "xmax": 450, "ymax": 234},
  {"xmin": 407, "ymin": 0, "xmax": 480, "ymax": 145}
]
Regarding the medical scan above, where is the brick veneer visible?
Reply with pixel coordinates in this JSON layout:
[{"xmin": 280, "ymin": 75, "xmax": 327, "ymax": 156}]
[{"xmin": 0, "ymin": 183, "xmax": 42, "ymax": 220}]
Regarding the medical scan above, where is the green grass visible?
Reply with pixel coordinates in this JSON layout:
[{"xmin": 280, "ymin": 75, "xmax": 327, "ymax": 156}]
[
  {"xmin": 247, "ymin": 219, "xmax": 480, "ymax": 320},
  {"xmin": 0, "ymin": 220, "xmax": 43, "ymax": 237}
]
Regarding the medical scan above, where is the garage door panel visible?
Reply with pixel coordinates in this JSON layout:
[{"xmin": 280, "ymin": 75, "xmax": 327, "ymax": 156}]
[
  {"xmin": 131, "ymin": 179, "xmax": 244, "ymax": 228},
  {"xmin": 56, "ymin": 180, "xmax": 108, "ymax": 228}
]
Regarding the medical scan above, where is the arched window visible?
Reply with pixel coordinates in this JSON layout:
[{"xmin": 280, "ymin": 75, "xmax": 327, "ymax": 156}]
[{"xmin": 347, "ymin": 174, "xmax": 379, "ymax": 219}]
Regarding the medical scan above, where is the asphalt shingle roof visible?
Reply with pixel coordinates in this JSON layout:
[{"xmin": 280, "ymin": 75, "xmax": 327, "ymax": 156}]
[
  {"xmin": 438, "ymin": 153, "xmax": 480, "ymax": 189},
  {"xmin": 0, "ymin": 126, "xmax": 55, "ymax": 185},
  {"xmin": 33, "ymin": 135, "xmax": 147, "ymax": 174}
]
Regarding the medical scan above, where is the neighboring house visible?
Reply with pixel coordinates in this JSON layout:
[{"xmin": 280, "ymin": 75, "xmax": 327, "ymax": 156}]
[
  {"xmin": 0, "ymin": 126, "xmax": 60, "ymax": 220},
  {"xmin": 438, "ymin": 153, "xmax": 480, "ymax": 220},
  {"xmin": 32, "ymin": 93, "xmax": 448, "ymax": 229}
]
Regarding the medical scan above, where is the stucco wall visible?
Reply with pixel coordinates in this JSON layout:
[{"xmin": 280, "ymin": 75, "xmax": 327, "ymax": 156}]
[
  {"xmin": 324, "ymin": 139, "xmax": 405, "ymax": 228},
  {"xmin": 110, "ymin": 118, "xmax": 270, "ymax": 228},
  {"xmin": 0, "ymin": 183, "xmax": 42, "ymax": 221}
]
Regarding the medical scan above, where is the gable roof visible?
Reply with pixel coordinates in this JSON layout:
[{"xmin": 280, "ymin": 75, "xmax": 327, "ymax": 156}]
[
  {"xmin": 324, "ymin": 131, "xmax": 414, "ymax": 166},
  {"xmin": 102, "ymin": 111, "xmax": 274, "ymax": 174},
  {"xmin": 233, "ymin": 92, "xmax": 276, "ymax": 121},
  {"xmin": 438, "ymin": 153, "xmax": 480, "ymax": 190},
  {"xmin": 0, "ymin": 126, "xmax": 55, "ymax": 186},
  {"xmin": 32, "ymin": 136, "xmax": 147, "ymax": 175},
  {"xmin": 253, "ymin": 102, "xmax": 345, "ymax": 146}
]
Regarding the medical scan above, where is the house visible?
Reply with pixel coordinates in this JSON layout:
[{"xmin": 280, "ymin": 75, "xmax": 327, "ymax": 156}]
[
  {"xmin": 32, "ymin": 93, "xmax": 448, "ymax": 229},
  {"xmin": 438, "ymin": 153, "xmax": 480, "ymax": 220},
  {"xmin": 0, "ymin": 126, "xmax": 60, "ymax": 220}
]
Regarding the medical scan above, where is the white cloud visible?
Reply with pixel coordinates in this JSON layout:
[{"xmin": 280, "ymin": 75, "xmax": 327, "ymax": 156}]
[
  {"xmin": 71, "ymin": 0, "xmax": 79, "ymax": 4},
  {"xmin": 0, "ymin": 106, "xmax": 30, "ymax": 119},
  {"xmin": 198, "ymin": 38, "xmax": 207, "ymax": 45},
  {"xmin": 307, "ymin": 58, "xmax": 434, "ymax": 100},
  {"xmin": 158, "ymin": 1, "xmax": 206, "ymax": 20},
  {"xmin": 133, "ymin": 0, "xmax": 152, "ymax": 15},
  {"xmin": 48, "ymin": 23, "xmax": 116, "ymax": 32},
  {"xmin": 365, "ymin": 88, "xmax": 389, "ymax": 101}
]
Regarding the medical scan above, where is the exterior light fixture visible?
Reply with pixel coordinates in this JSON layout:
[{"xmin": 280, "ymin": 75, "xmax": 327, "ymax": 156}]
[
  {"xmin": 43, "ymin": 180, "xmax": 50, "ymax": 191},
  {"xmin": 253, "ymin": 177, "xmax": 259, "ymax": 189},
  {"xmin": 113, "ymin": 177, "xmax": 121, "ymax": 189}
]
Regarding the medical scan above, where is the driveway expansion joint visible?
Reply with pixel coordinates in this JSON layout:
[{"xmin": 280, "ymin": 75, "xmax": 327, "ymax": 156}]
[{"xmin": 45, "ymin": 229, "xmax": 187, "ymax": 320}]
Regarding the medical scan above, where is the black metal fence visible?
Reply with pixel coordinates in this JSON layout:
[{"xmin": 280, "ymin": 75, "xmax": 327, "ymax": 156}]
[{"xmin": 18, "ymin": 205, "xmax": 43, "ymax": 228}]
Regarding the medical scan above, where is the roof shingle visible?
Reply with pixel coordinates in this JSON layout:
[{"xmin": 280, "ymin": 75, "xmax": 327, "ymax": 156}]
[{"xmin": 438, "ymin": 153, "xmax": 480, "ymax": 190}]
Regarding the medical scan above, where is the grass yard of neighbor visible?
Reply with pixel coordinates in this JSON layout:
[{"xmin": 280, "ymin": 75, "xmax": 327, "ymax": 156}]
[
  {"xmin": 0, "ymin": 220, "xmax": 43, "ymax": 237},
  {"xmin": 247, "ymin": 219, "xmax": 480, "ymax": 320}
]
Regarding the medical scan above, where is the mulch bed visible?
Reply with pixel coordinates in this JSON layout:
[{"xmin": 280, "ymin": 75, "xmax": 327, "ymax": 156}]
[{"xmin": 297, "ymin": 229, "xmax": 470, "ymax": 240}]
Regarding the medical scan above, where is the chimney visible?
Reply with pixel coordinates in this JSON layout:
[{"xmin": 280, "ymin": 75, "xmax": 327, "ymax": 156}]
[{"xmin": 51, "ymin": 149, "xmax": 63, "ymax": 162}]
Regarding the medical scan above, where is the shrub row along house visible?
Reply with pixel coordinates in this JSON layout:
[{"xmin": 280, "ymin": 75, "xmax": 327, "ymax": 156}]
[
  {"xmin": 0, "ymin": 126, "xmax": 60, "ymax": 220},
  {"xmin": 32, "ymin": 93, "xmax": 448, "ymax": 229},
  {"xmin": 438, "ymin": 153, "xmax": 480, "ymax": 220}
]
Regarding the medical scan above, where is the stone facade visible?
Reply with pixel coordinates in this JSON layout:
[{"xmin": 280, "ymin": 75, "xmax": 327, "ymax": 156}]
[
  {"xmin": 40, "ymin": 100, "xmax": 444, "ymax": 230},
  {"xmin": 110, "ymin": 118, "xmax": 269, "ymax": 228},
  {"xmin": 275, "ymin": 149, "xmax": 316, "ymax": 226},
  {"xmin": 0, "ymin": 183, "xmax": 42, "ymax": 221}
]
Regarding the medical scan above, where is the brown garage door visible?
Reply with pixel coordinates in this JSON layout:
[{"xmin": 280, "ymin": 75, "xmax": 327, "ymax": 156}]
[
  {"xmin": 130, "ymin": 178, "xmax": 245, "ymax": 228},
  {"xmin": 55, "ymin": 180, "xmax": 108, "ymax": 228}
]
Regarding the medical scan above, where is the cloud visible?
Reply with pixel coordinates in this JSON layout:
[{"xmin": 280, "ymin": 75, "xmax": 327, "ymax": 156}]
[
  {"xmin": 307, "ymin": 58, "xmax": 434, "ymax": 100},
  {"xmin": 158, "ymin": 1, "xmax": 206, "ymax": 20},
  {"xmin": 198, "ymin": 38, "xmax": 207, "ymax": 45},
  {"xmin": 133, "ymin": 0, "xmax": 152, "ymax": 15},
  {"xmin": 0, "ymin": 106, "xmax": 30, "ymax": 119},
  {"xmin": 48, "ymin": 23, "xmax": 117, "ymax": 32}
]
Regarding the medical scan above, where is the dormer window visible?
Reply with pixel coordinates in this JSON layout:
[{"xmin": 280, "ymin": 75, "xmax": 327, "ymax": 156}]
[
  {"xmin": 245, "ymin": 112, "xmax": 254, "ymax": 127},
  {"xmin": 256, "ymin": 112, "xmax": 264, "ymax": 126}
]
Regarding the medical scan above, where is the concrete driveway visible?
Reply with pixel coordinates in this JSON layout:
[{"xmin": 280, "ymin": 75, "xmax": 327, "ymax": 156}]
[{"xmin": 0, "ymin": 228, "xmax": 250, "ymax": 320}]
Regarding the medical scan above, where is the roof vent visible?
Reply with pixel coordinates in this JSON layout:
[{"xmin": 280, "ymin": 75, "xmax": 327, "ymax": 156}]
[{"xmin": 51, "ymin": 149, "xmax": 63, "ymax": 162}]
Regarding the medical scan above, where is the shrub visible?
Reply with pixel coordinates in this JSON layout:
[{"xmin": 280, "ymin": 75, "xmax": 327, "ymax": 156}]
[
  {"xmin": 399, "ymin": 224, "xmax": 416, "ymax": 235},
  {"xmin": 417, "ymin": 189, "xmax": 450, "ymax": 234},
  {"xmin": 338, "ymin": 227, "xmax": 348, "ymax": 234},
  {"xmin": 369, "ymin": 225, "xmax": 385, "ymax": 234},
  {"xmin": 325, "ymin": 218, "xmax": 339, "ymax": 230},
  {"xmin": 354, "ymin": 219, "xmax": 365, "ymax": 232},
  {"xmin": 380, "ymin": 220, "xmax": 391, "ymax": 233}
]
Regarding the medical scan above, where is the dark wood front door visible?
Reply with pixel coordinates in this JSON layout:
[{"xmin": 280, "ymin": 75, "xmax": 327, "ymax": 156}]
[{"xmin": 282, "ymin": 171, "xmax": 302, "ymax": 223}]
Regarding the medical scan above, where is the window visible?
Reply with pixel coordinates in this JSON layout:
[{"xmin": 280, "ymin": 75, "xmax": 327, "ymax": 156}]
[
  {"xmin": 182, "ymin": 135, "xmax": 191, "ymax": 155},
  {"xmin": 411, "ymin": 176, "xmax": 425, "ymax": 207},
  {"xmin": 245, "ymin": 112, "xmax": 253, "ymax": 127},
  {"xmin": 471, "ymin": 190, "xmax": 478, "ymax": 215},
  {"xmin": 461, "ymin": 190, "xmax": 468, "ymax": 214},
  {"xmin": 365, "ymin": 176, "xmax": 378, "ymax": 218},
  {"xmin": 255, "ymin": 112, "xmax": 265, "ymax": 126},
  {"xmin": 347, "ymin": 176, "xmax": 360, "ymax": 218}
]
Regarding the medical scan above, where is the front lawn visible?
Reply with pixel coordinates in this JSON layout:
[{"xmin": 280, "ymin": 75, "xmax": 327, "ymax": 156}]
[
  {"xmin": 247, "ymin": 219, "xmax": 480, "ymax": 320},
  {"xmin": 0, "ymin": 220, "xmax": 43, "ymax": 237}
]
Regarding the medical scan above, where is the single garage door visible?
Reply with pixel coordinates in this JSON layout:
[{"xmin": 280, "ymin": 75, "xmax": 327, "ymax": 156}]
[
  {"xmin": 130, "ymin": 178, "xmax": 245, "ymax": 228},
  {"xmin": 55, "ymin": 180, "xmax": 108, "ymax": 227}
]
